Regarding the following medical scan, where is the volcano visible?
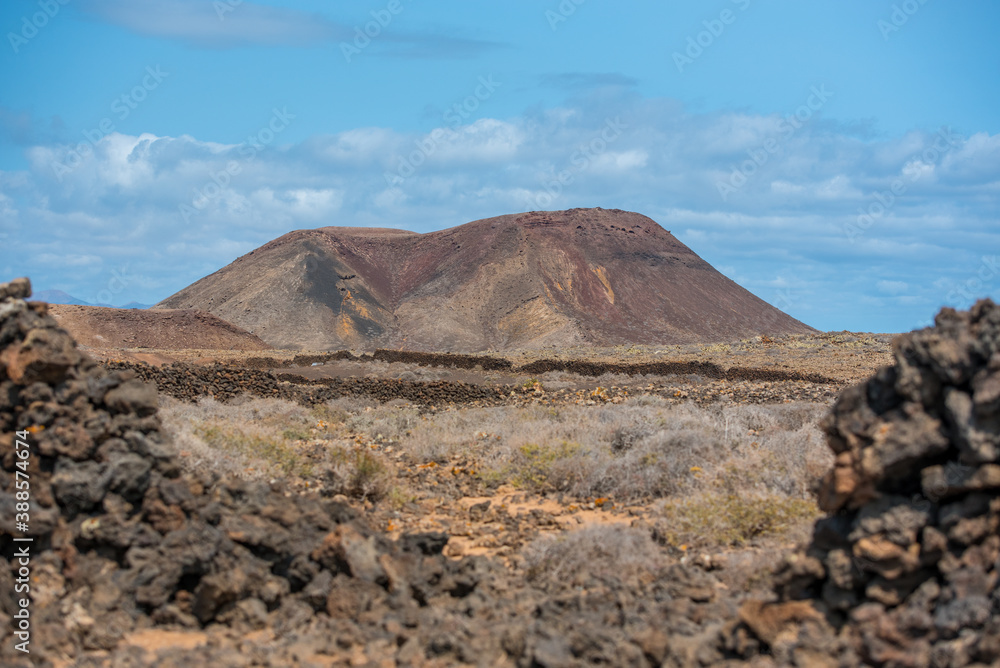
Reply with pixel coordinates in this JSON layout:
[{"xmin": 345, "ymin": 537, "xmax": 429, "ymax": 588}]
[{"xmin": 156, "ymin": 208, "xmax": 815, "ymax": 351}]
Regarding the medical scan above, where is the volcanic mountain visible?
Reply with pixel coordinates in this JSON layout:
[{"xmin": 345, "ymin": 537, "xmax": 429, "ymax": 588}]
[{"xmin": 156, "ymin": 208, "xmax": 815, "ymax": 351}]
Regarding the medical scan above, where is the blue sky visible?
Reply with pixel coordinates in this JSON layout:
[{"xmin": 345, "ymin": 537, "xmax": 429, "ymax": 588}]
[{"xmin": 1, "ymin": 0, "xmax": 997, "ymax": 332}]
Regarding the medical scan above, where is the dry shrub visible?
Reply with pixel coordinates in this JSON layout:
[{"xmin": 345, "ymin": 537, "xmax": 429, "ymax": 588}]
[
  {"xmin": 484, "ymin": 440, "xmax": 584, "ymax": 491},
  {"xmin": 159, "ymin": 395, "xmax": 392, "ymax": 499},
  {"xmin": 310, "ymin": 396, "xmax": 368, "ymax": 425},
  {"xmin": 345, "ymin": 403, "xmax": 420, "ymax": 443},
  {"xmin": 194, "ymin": 423, "xmax": 310, "ymax": 477},
  {"xmin": 522, "ymin": 525, "xmax": 663, "ymax": 589},
  {"xmin": 392, "ymin": 399, "xmax": 829, "ymax": 502},
  {"xmin": 654, "ymin": 491, "xmax": 819, "ymax": 549},
  {"xmin": 387, "ymin": 398, "xmax": 830, "ymax": 546},
  {"xmin": 159, "ymin": 395, "xmax": 314, "ymax": 479},
  {"xmin": 320, "ymin": 447, "xmax": 391, "ymax": 501}
]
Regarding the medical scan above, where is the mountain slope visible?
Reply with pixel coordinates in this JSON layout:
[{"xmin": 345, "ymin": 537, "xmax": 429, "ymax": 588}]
[
  {"xmin": 157, "ymin": 208, "xmax": 815, "ymax": 351},
  {"xmin": 33, "ymin": 290, "xmax": 95, "ymax": 306},
  {"xmin": 48, "ymin": 305, "xmax": 271, "ymax": 351}
]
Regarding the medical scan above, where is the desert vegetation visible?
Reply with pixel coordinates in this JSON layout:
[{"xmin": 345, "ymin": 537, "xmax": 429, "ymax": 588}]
[
  {"xmin": 159, "ymin": 392, "xmax": 831, "ymax": 550},
  {"xmin": 160, "ymin": 395, "xmax": 393, "ymax": 500}
]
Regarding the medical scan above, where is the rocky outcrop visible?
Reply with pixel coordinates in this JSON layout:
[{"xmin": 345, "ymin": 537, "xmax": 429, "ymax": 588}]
[{"xmin": 743, "ymin": 300, "xmax": 1000, "ymax": 667}]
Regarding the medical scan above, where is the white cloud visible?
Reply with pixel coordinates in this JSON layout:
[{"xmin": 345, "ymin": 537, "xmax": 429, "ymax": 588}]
[
  {"xmin": 314, "ymin": 128, "xmax": 400, "ymax": 164},
  {"xmin": 590, "ymin": 149, "xmax": 648, "ymax": 173},
  {"xmin": 770, "ymin": 181, "xmax": 804, "ymax": 196},
  {"xmin": 1, "ymin": 97, "xmax": 997, "ymax": 330},
  {"xmin": 435, "ymin": 119, "xmax": 525, "ymax": 162},
  {"xmin": 250, "ymin": 188, "xmax": 344, "ymax": 221},
  {"xmin": 0, "ymin": 191, "xmax": 18, "ymax": 227}
]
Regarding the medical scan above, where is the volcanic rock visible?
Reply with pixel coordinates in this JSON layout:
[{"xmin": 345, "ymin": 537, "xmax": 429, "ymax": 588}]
[
  {"xmin": 0, "ymin": 278, "xmax": 482, "ymax": 662},
  {"xmin": 740, "ymin": 299, "xmax": 1000, "ymax": 667}
]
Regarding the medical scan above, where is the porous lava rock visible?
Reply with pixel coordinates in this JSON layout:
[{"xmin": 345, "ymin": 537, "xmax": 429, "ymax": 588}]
[{"xmin": 741, "ymin": 300, "xmax": 1000, "ymax": 667}]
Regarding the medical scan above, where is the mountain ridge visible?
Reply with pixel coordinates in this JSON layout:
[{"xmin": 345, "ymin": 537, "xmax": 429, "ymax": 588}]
[{"xmin": 33, "ymin": 289, "xmax": 151, "ymax": 309}]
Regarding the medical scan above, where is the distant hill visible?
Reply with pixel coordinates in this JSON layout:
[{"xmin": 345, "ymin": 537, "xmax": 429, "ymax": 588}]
[
  {"xmin": 33, "ymin": 289, "xmax": 93, "ymax": 306},
  {"xmin": 157, "ymin": 208, "xmax": 816, "ymax": 351},
  {"xmin": 48, "ymin": 305, "xmax": 270, "ymax": 351},
  {"xmin": 33, "ymin": 290, "xmax": 150, "ymax": 309}
]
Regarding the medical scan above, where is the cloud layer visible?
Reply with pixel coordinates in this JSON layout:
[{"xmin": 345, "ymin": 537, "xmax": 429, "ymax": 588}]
[
  {"xmin": 2, "ymin": 94, "xmax": 997, "ymax": 332},
  {"xmin": 76, "ymin": 0, "xmax": 503, "ymax": 57},
  {"xmin": 78, "ymin": 0, "xmax": 348, "ymax": 47}
]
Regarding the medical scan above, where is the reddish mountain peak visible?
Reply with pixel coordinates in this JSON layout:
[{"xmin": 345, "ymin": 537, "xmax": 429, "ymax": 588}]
[{"xmin": 158, "ymin": 208, "xmax": 814, "ymax": 351}]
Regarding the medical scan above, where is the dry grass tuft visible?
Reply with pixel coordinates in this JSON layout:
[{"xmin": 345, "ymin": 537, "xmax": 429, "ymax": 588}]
[
  {"xmin": 193, "ymin": 423, "xmax": 310, "ymax": 477},
  {"xmin": 522, "ymin": 525, "xmax": 664, "ymax": 589},
  {"xmin": 319, "ymin": 447, "xmax": 392, "ymax": 501},
  {"xmin": 160, "ymin": 395, "xmax": 315, "ymax": 479}
]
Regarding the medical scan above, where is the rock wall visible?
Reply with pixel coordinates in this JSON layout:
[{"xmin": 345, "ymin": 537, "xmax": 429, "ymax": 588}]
[{"xmin": 745, "ymin": 300, "xmax": 1000, "ymax": 667}]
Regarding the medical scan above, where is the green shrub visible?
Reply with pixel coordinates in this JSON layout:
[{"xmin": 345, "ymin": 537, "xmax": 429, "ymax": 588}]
[
  {"xmin": 281, "ymin": 428, "xmax": 310, "ymax": 441},
  {"xmin": 386, "ymin": 486, "xmax": 418, "ymax": 510}
]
